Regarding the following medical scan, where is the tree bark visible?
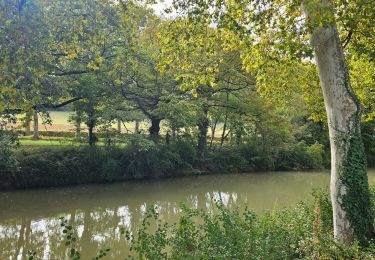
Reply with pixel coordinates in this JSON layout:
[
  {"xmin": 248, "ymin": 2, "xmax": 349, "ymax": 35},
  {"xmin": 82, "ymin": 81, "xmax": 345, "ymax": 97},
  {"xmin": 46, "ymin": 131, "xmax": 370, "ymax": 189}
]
[
  {"xmin": 117, "ymin": 119, "xmax": 122, "ymax": 134},
  {"xmin": 88, "ymin": 125, "xmax": 95, "ymax": 146},
  {"xmin": 75, "ymin": 111, "xmax": 82, "ymax": 139},
  {"xmin": 235, "ymin": 126, "xmax": 243, "ymax": 146},
  {"xmin": 197, "ymin": 107, "xmax": 209, "ymax": 160},
  {"xmin": 220, "ymin": 93, "xmax": 229, "ymax": 148},
  {"xmin": 149, "ymin": 117, "xmax": 161, "ymax": 136},
  {"xmin": 220, "ymin": 112, "xmax": 228, "ymax": 148},
  {"xmin": 209, "ymin": 118, "xmax": 218, "ymax": 150},
  {"xmin": 302, "ymin": 0, "xmax": 373, "ymax": 244},
  {"xmin": 25, "ymin": 119, "xmax": 31, "ymax": 136},
  {"xmin": 32, "ymin": 111, "xmax": 39, "ymax": 140},
  {"xmin": 172, "ymin": 125, "xmax": 177, "ymax": 139},
  {"xmin": 86, "ymin": 110, "xmax": 97, "ymax": 146},
  {"xmin": 135, "ymin": 120, "xmax": 140, "ymax": 134}
]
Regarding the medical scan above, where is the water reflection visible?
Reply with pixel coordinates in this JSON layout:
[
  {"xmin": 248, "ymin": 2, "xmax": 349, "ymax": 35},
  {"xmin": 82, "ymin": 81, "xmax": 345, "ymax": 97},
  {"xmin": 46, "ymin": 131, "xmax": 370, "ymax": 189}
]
[{"xmin": 1, "ymin": 170, "xmax": 374, "ymax": 259}]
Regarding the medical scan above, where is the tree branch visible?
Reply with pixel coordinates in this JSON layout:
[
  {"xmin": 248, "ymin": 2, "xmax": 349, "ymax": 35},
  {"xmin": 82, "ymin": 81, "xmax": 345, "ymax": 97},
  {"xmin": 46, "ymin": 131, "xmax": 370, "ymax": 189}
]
[
  {"xmin": 342, "ymin": 29, "xmax": 353, "ymax": 49},
  {"xmin": 49, "ymin": 70, "xmax": 91, "ymax": 76}
]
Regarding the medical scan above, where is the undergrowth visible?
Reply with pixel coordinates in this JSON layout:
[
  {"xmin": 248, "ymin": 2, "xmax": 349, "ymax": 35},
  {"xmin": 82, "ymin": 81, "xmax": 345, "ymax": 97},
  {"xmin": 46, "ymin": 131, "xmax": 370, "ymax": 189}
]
[{"xmin": 52, "ymin": 189, "xmax": 375, "ymax": 259}]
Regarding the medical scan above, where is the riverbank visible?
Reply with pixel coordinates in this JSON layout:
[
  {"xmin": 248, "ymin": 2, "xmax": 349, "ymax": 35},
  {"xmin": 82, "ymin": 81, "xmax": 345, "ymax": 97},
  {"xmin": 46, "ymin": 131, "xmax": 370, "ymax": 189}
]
[{"xmin": 0, "ymin": 138, "xmax": 328, "ymax": 190}]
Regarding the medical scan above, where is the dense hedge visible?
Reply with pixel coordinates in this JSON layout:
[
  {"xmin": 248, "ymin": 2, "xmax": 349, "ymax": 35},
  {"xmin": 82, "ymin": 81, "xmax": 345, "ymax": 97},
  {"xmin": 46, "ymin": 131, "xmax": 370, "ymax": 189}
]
[
  {"xmin": 0, "ymin": 138, "xmax": 328, "ymax": 190},
  {"xmin": 3, "ymin": 141, "xmax": 195, "ymax": 189},
  {"xmin": 205, "ymin": 141, "xmax": 325, "ymax": 173}
]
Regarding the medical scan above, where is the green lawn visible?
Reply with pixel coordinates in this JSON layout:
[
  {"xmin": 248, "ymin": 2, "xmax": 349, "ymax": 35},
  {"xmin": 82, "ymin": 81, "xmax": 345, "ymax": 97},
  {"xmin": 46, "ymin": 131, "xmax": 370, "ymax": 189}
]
[
  {"xmin": 20, "ymin": 110, "xmax": 228, "ymax": 136},
  {"xmin": 18, "ymin": 137, "xmax": 127, "ymax": 147},
  {"xmin": 19, "ymin": 139, "xmax": 77, "ymax": 146},
  {"xmin": 46, "ymin": 111, "xmax": 72, "ymax": 124}
]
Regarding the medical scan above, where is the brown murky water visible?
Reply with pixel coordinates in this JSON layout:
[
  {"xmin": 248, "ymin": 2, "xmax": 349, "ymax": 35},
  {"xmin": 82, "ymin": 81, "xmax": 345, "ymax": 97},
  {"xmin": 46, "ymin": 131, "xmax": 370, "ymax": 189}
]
[{"xmin": 1, "ymin": 170, "xmax": 375, "ymax": 259}]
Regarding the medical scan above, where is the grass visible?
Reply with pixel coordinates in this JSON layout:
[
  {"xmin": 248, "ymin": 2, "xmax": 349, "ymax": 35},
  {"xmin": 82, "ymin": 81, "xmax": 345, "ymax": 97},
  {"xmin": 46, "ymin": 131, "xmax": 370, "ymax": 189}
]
[
  {"xmin": 17, "ymin": 136, "xmax": 127, "ymax": 147},
  {"xmin": 16, "ymin": 110, "xmax": 230, "ymax": 136},
  {"xmin": 19, "ymin": 139, "xmax": 76, "ymax": 146},
  {"xmin": 45, "ymin": 111, "xmax": 71, "ymax": 124}
]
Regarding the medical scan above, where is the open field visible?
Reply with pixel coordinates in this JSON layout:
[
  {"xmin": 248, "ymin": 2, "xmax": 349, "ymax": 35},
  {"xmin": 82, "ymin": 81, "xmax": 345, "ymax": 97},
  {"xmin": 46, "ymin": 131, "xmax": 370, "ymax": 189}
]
[
  {"xmin": 15, "ymin": 111, "xmax": 150, "ymax": 133},
  {"xmin": 14, "ymin": 111, "xmax": 228, "ymax": 136}
]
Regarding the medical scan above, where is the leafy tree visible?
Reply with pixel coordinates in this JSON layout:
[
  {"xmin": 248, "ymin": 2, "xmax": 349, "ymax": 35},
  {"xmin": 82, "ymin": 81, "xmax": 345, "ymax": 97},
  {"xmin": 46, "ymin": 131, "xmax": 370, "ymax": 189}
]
[
  {"xmin": 158, "ymin": 0, "xmax": 375, "ymax": 244},
  {"xmin": 112, "ymin": 12, "xmax": 180, "ymax": 137}
]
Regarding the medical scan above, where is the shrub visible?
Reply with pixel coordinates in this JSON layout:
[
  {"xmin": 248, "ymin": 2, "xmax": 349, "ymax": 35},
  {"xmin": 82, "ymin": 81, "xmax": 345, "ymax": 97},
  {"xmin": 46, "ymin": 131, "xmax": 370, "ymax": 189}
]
[
  {"xmin": 306, "ymin": 142, "xmax": 325, "ymax": 169},
  {"xmin": 171, "ymin": 139, "xmax": 196, "ymax": 165},
  {"xmin": 124, "ymin": 141, "xmax": 182, "ymax": 179},
  {"xmin": 0, "ymin": 129, "xmax": 19, "ymax": 188},
  {"xmin": 123, "ymin": 191, "xmax": 375, "ymax": 259},
  {"xmin": 100, "ymin": 158, "xmax": 122, "ymax": 182},
  {"xmin": 275, "ymin": 141, "xmax": 325, "ymax": 170},
  {"xmin": 11, "ymin": 146, "xmax": 128, "ymax": 188},
  {"xmin": 206, "ymin": 147, "xmax": 249, "ymax": 172},
  {"xmin": 238, "ymin": 143, "xmax": 276, "ymax": 171}
]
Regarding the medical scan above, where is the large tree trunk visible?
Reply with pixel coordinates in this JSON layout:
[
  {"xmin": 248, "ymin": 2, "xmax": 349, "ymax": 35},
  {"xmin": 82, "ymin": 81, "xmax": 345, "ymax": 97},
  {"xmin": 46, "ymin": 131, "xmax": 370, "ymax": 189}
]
[
  {"xmin": 302, "ymin": 0, "xmax": 373, "ymax": 244},
  {"xmin": 32, "ymin": 111, "xmax": 39, "ymax": 140},
  {"xmin": 149, "ymin": 117, "xmax": 161, "ymax": 136},
  {"xmin": 88, "ymin": 125, "xmax": 95, "ymax": 146}
]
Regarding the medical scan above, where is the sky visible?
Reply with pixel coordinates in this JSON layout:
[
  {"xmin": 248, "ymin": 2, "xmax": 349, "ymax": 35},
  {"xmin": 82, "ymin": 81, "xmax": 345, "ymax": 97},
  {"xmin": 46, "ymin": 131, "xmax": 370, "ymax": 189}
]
[{"xmin": 150, "ymin": 0, "xmax": 173, "ymax": 17}]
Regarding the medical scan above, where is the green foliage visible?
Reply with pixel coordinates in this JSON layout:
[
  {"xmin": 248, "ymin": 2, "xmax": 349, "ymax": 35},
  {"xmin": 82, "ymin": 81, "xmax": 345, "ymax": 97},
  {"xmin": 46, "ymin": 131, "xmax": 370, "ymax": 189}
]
[
  {"xmin": 362, "ymin": 120, "xmax": 375, "ymax": 167},
  {"xmin": 11, "ymin": 146, "xmax": 127, "ymax": 188},
  {"xmin": 206, "ymin": 147, "xmax": 249, "ymax": 172},
  {"xmin": 124, "ymin": 136, "xmax": 188, "ymax": 178},
  {"xmin": 23, "ymin": 189, "xmax": 374, "ymax": 259},
  {"xmin": 275, "ymin": 141, "xmax": 324, "ymax": 171},
  {"xmin": 0, "ymin": 127, "xmax": 19, "ymax": 187},
  {"xmin": 171, "ymin": 139, "xmax": 196, "ymax": 166},
  {"xmin": 306, "ymin": 143, "xmax": 325, "ymax": 169},
  {"xmin": 1, "ymin": 137, "xmax": 330, "ymax": 189},
  {"xmin": 204, "ymin": 140, "xmax": 324, "ymax": 173},
  {"xmin": 312, "ymin": 189, "xmax": 333, "ymax": 234},
  {"xmin": 340, "ymin": 134, "xmax": 374, "ymax": 245},
  {"xmin": 100, "ymin": 158, "xmax": 122, "ymax": 182},
  {"xmin": 3, "ymin": 139, "xmax": 197, "ymax": 189},
  {"xmin": 123, "ymin": 207, "xmax": 169, "ymax": 259},
  {"xmin": 59, "ymin": 217, "xmax": 110, "ymax": 260},
  {"xmin": 27, "ymin": 250, "xmax": 37, "ymax": 260},
  {"xmin": 123, "ymin": 194, "xmax": 375, "ymax": 259},
  {"xmin": 59, "ymin": 217, "xmax": 81, "ymax": 260}
]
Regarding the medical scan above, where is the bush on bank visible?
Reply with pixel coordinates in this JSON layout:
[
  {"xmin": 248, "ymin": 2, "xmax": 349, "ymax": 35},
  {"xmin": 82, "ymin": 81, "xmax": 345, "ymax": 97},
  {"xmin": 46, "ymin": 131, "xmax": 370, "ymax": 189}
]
[
  {"xmin": 0, "ymin": 137, "xmax": 328, "ymax": 189},
  {"xmin": 56, "ymin": 189, "xmax": 375, "ymax": 259},
  {"xmin": 206, "ymin": 141, "xmax": 325, "ymax": 172},
  {"xmin": 120, "ymin": 189, "xmax": 375, "ymax": 259},
  {"xmin": 5, "ymin": 142, "xmax": 192, "ymax": 189}
]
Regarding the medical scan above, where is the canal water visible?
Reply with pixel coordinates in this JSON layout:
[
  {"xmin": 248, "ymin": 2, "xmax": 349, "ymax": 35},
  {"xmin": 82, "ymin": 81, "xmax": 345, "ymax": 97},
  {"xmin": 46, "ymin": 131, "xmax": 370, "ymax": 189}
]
[{"xmin": 1, "ymin": 170, "xmax": 375, "ymax": 259}]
